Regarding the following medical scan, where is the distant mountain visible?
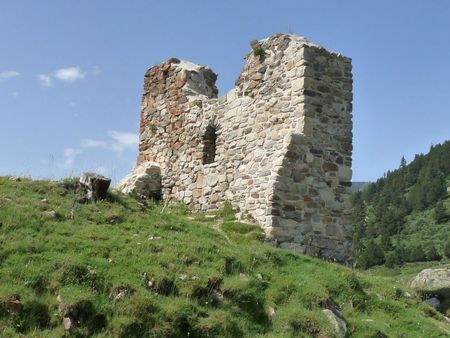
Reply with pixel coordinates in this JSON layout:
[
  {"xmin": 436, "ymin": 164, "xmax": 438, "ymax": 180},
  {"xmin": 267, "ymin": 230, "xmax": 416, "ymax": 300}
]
[
  {"xmin": 351, "ymin": 181, "xmax": 369, "ymax": 193},
  {"xmin": 352, "ymin": 141, "xmax": 450, "ymax": 269}
]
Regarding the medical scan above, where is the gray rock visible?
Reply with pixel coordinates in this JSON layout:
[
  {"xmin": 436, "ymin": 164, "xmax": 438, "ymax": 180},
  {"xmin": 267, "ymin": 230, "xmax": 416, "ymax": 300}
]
[
  {"xmin": 42, "ymin": 210, "xmax": 58, "ymax": 219},
  {"xmin": 401, "ymin": 291, "xmax": 412, "ymax": 298},
  {"xmin": 116, "ymin": 162, "xmax": 161, "ymax": 199},
  {"xmin": 410, "ymin": 268, "xmax": 450, "ymax": 291},
  {"xmin": 322, "ymin": 308, "xmax": 347, "ymax": 338},
  {"xmin": 79, "ymin": 173, "xmax": 111, "ymax": 202},
  {"xmin": 423, "ymin": 297, "xmax": 440, "ymax": 309},
  {"xmin": 63, "ymin": 317, "xmax": 72, "ymax": 330}
]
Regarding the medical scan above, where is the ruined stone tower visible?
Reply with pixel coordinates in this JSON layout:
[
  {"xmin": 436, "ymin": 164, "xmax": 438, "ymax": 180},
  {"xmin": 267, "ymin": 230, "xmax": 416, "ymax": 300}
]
[{"xmin": 118, "ymin": 33, "xmax": 353, "ymax": 262}]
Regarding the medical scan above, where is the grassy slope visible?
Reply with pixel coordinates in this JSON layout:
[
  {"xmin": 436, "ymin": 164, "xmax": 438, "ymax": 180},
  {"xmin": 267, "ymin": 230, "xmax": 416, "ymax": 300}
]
[{"xmin": 0, "ymin": 177, "xmax": 449, "ymax": 337}]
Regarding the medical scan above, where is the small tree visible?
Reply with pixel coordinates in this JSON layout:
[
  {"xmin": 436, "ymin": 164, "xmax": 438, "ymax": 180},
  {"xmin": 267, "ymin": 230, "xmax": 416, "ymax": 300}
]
[
  {"xmin": 385, "ymin": 251, "xmax": 401, "ymax": 268},
  {"xmin": 434, "ymin": 201, "xmax": 449, "ymax": 224},
  {"xmin": 409, "ymin": 245, "xmax": 426, "ymax": 262},
  {"xmin": 444, "ymin": 239, "xmax": 450, "ymax": 259},
  {"xmin": 357, "ymin": 240, "xmax": 385, "ymax": 269},
  {"xmin": 426, "ymin": 246, "xmax": 442, "ymax": 261}
]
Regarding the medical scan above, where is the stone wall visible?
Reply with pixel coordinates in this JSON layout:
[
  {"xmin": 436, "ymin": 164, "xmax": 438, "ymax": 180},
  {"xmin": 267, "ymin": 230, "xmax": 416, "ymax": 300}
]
[{"xmin": 118, "ymin": 33, "xmax": 353, "ymax": 262}]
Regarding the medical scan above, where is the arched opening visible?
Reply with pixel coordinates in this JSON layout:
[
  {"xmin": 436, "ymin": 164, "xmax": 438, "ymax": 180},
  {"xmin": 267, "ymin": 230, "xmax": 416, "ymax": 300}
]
[{"xmin": 202, "ymin": 125, "xmax": 217, "ymax": 164}]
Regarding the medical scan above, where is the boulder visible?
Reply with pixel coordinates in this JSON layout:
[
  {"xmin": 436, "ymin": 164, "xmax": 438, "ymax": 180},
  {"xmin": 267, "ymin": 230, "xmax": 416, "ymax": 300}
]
[
  {"xmin": 79, "ymin": 173, "xmax": 111, "ymax": 202},
  {"xmin": 410, "ymin": 268, "xmax": 450, "ymax": 291},
  {"xmin": 423, "ymin": 297, "xmax": 440, "ymax": 309},
  {"xmin": 322, "ymin": 308, "xmax": 347, "ymax": 338},
  {"xmin": 116, "ymin": 162, "xmax": 161, "ymax": 199},
  {"xmin": 42, "ymin": 210, "xmax": 59, "ymax": 220}
]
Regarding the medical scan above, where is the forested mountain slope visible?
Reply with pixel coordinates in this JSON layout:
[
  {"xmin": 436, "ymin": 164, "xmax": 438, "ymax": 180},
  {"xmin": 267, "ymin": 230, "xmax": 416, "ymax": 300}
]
[{"xmin": 352, "ymin": 141, "xmax": 450, "ymax": 269}]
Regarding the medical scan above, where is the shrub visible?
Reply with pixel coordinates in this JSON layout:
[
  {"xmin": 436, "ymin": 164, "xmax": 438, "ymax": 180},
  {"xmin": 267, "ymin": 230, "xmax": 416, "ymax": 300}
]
[
  {"xmin": 444, "ymin": 239, "xmax": 450, "ymax": 258},
  {"xmin": 385, "ymin": 251, "xmax": 401, "ymax": 268},
  {"xmin": 434, "ymin": 201, "xmax": 449, "ymax": 224},
  {"xmin": 253, "ymin": 46, "xmax": 264, "ymax": 57},
  {"xmin": 409, "ymin": 245, "xmax": 426, "ymax": 262},
  {"xmin": 425, "ymin": 246, "xmax": 442, "ymax": 261}
]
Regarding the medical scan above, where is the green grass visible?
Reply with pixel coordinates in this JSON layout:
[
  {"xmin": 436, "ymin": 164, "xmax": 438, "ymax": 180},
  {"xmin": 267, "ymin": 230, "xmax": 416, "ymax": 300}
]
[{"xmin": 0, "ymin": 176, "xmax": 449, "ymax": 337}]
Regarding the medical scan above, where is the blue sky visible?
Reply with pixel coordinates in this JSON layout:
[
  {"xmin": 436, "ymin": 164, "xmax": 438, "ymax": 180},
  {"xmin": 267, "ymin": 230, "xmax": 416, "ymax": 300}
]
[{"xmin": 1, "ymin": 1, "xmax": 449, "ymax": 183}]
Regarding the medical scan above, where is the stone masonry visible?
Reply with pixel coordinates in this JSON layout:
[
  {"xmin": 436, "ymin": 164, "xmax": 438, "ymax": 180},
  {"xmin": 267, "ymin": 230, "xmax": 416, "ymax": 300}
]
[{"xmin": 118, "ymin": 33, "xmax": 353, "ymax": 262}]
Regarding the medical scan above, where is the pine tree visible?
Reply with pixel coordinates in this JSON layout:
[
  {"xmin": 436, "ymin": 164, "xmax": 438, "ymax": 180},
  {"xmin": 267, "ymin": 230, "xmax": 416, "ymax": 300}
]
[
  {"xmin": 358, "ymin": 240, "xmax": 385, "ymax": 269},
  {"xmin": 434, "ymin": 201, "xmax": 449, "ymax": 224},
  {"xmin": 400, "ymin": 156, "xmax": 407, "ymax": 169}
]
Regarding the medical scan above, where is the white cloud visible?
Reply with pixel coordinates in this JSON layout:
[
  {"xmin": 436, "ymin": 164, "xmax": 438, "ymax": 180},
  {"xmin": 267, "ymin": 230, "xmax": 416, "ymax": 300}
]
[
  {"xmin": 80, "ymin": 138, "xmax": 107, "ymax": 148},
  {"xmin": 108, "ymin": 131, "xmax": 139, "ymax": 153},
  {"xmin": 62, "ymin": 147, "xmax": 83, "ymax": 167},
  {"xmin": 38, "ymin": 74, "xmax": 52, "ymax": 87},
  {"xmin": 0, "ymin": 71, "xmax": 20, "ymax": 81},
  {"xmin": 55, "ymin": 66, "xmax": 86, "ymax": 82},
  {"xmin": 94, "ymin": 166, "xmax": 108, "ymax": 176}
]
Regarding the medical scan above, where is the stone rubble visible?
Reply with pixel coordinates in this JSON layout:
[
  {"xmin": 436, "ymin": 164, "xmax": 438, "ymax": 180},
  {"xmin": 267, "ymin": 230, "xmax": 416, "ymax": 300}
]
[
  {"xmin": 116, "ymin": 161, "xmax": 161, "ymax": 199},
  {"xmin": 79, "ymin": 172, "xmax": 111, "ymax": 202}
]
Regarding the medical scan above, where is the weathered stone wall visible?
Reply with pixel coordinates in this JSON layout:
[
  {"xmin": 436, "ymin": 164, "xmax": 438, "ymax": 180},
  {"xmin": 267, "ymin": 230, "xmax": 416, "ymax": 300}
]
[{"xmin": 119, "ymin": 33, "xmax": 353, "ymax": 261}]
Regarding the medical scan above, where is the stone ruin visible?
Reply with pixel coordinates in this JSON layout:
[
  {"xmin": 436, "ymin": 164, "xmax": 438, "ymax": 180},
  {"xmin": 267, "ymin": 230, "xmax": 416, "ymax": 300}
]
[{"xmin": 118, "ymin": 33, "xmax": 353, "ymax": 262}]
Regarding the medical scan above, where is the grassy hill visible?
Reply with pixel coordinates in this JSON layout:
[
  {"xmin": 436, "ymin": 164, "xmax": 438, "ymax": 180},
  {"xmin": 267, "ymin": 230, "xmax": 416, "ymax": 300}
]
[
  {"xmin": 0, "ymin": 177, "xmax": 449, "ymax": 337},
  {"xmin": 352, "ymin": 141, "xmax": 450, "ymax": 269}
]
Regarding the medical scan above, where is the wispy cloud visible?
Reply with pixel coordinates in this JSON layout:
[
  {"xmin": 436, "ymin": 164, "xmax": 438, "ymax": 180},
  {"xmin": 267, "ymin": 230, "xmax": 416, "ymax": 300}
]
[
  {"xmin": 80, "ymin": 138, "xmax": 108, "ymax": 148},
  {"xmin": 55, "ymin": 66, "xmax": 86, "ymax": 82},
  {"xmin": 38, "ymin": 74, "xmax": 52, "ymax": 87},
  {"xmin": 0, "ymin": 71, "xmax": 20, "ymax": 81},
  {"xmin": 108, "ymin": 131, "xmax": 139, "ymax": 153},
  {"xmin": 62, "ymin": 147, "xmax": 83, "ymax": 167},
  {"xmin": 94, "ymin": 166, "xmax": 108, "ymax": 176},
  {"xmin": 62, "ymin": 131, "xmax": 137, "ymax": 169},
  {"xmin": 79, "ymin": 131, "xmax": 138, "ymax": 154}
]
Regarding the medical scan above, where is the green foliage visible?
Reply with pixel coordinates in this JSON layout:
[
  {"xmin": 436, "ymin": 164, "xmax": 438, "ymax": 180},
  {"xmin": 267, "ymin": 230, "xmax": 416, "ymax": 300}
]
[
  {"xmin": 384, "ymin": 251, "xmax": 401, "ymax": 268},
  {"xmin": 356, "ymin": 240, "xmax": 385, "ymax": 269},
  {"xmin": 215, "ymin": 201, "xmax": 236, "ymax": 221},
  {"xmin": 425, "ymin": 246, "xmax": 442, "ymax": 261},
  {"xmin": 434, "ymin": 200, "xmax": 449, "ymax": 224},
  {"xmin": 0, "ymin": 177, "xmax": 448, "ymax": 337},
  {"xmin": 409, "ymin": 245, "xmax": 427, "ymax": 262},
  {"xmin": 352, "ymin": 140, "xmax": 450, "ymax": 268},
  {"xmin": 445, "ymin": 239, "xmax": 450, "ymax": 259},
  {"xmin": 150, "ymin": 123, "xmax": 157, "ymax": 134},
  {"xmin": 253, "ymin": 46, "xmax": 264, "ymax": 57}
]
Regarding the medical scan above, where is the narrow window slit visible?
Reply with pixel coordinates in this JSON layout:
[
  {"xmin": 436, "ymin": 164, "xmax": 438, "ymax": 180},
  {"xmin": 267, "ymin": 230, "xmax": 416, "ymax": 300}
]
[{"xmin": 202, "ymin": 124, "xmax": 217, "ymax": 164}]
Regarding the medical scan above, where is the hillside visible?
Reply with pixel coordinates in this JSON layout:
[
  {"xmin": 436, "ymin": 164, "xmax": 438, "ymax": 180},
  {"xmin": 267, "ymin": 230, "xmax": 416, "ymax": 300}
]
[
  {"xmin": 352, "ymin": 141, "xmax": 450, "ymax": 269},
  {"xmin": 351, "ymin": 182, "xmax": 370, "ymax": 194},
  {"xmin": 0, "ymin": 177, "xmax": 449, "ymax": 337}
]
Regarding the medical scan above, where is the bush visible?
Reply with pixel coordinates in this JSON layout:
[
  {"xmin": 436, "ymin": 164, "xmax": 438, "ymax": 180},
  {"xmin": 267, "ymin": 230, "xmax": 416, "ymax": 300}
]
[
  {"xmin": 444, "ymin": 239, "xmax": 450, "ymax": 259},
  {"xmin": 425, "ymin": 246, "xmax": 442, "ymax": 261},
  {"xmin": 357, "ymin": 241, "xmax": 385, "ymax": 269},
  {"xmin": 409, "ymin": 245, "xmax": 426, "ymax": 262},
  {"xmin": 385, "ymin": 251, "xmax": 401, "ymax": 268},
  {"xmin": 434, "ymin": 201, "xmax": 449, "ymax": 224}
]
